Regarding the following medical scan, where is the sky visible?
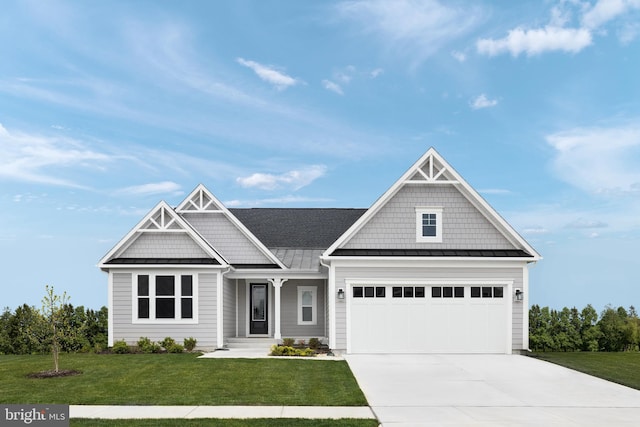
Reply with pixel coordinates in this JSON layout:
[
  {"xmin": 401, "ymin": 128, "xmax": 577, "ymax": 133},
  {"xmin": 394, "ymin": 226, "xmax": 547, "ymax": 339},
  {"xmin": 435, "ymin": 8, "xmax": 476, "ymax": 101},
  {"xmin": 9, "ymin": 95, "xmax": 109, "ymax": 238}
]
[{"xmin": 1, "ymin": 0, "xmax": 639, "ymax": 315}]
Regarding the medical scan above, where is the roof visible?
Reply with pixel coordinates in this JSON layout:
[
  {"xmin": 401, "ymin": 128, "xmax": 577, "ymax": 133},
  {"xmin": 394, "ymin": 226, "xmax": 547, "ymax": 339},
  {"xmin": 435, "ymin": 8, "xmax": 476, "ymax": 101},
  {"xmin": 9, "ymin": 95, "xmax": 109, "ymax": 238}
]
[{"xmin": 229, "ymin": 208, "xmax": 366, "ymax": 249}]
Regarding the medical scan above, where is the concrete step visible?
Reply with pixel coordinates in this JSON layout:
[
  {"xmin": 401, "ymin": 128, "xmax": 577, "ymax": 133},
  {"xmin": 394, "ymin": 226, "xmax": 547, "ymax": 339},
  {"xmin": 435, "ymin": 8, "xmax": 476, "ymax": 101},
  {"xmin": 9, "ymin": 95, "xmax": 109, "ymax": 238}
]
[{"xmin": 225, "ymin": 337, "xmax": 277, "ymax": 349}]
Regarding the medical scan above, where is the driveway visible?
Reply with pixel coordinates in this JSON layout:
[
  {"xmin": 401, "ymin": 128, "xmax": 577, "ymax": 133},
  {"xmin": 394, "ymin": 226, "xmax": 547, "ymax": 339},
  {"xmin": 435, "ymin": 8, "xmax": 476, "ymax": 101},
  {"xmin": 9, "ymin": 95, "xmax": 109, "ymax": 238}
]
[{"xmin": 345, "ymin": 354, "xmax": 640, "ymax": 426}]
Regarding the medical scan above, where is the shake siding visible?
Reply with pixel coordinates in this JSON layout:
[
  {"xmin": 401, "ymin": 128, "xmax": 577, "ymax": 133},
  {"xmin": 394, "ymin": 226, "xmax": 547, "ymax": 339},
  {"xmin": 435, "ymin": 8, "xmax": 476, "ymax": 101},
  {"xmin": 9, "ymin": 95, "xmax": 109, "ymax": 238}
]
[
  {"xmin": 120, "ymin": 233, "xmax": 208, "ymax": 258},
  {"xmin": 332, "ymin": 264, "xmax": 525, "ymax": 351},
  {"xmin": 280, "ymin": 280, "xmax": 325, "ymax": 337},
  {"xmin": 223, "ymin": 277, "xmax": 236, "ymax": 339},
  {"xmin": 111, "ymin": 270, "xmax": 218, "ymax": 349},
  {"xmin": 183, "ymin": 213, "xmax": 271, "ymax": 264},
  {"xmin": 343, "ymin": 185, "xmax": 515, "ymax": 250}
]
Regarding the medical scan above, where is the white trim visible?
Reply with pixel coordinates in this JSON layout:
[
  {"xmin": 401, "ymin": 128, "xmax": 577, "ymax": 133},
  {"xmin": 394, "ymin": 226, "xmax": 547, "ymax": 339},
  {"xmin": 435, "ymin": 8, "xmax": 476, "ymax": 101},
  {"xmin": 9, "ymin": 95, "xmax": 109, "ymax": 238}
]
[
  {"xmin": 415, "ymin": 207, "xmax": 443, "ymax": 243},
  {"xmin": 176, "ymin": 185, "xmax": 286, "ymax": 269},
  {"xmin": 523, "ymin": 265, "xmax": 530, "ymax": 351},
  {"xmin": 297, "ymin": 286, "xmax": 318, "ymax": 326},
  {"xmin": 98, "ymin": 200, "xmax": 229, "ymax": 268},
  {"xmin": 131, "ymin": 271, "xmax": 199, "ymax": 325},
  {"xmin": 323, "ymin": 148, "xmax": 541, "ymax": 261},
  {"xmin": 217, "ymin": 271, "xmax": 224, "ymax": 348},
  {"xmin": 327, "ymin": 263, "xmax": 337, "ymax": 349},
  {"xmin": 107, "ymin": 272, "xmax": 114, "ymax": 347}
]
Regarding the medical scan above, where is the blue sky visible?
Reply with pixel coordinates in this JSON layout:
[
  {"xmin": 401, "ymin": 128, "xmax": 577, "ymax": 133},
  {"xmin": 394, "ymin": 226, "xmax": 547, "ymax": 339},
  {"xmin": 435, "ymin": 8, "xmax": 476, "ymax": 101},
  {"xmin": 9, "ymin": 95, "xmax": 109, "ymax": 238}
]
[{"xmin": 1, "ymin": 0, "xmax": 640, "ymax": 314}]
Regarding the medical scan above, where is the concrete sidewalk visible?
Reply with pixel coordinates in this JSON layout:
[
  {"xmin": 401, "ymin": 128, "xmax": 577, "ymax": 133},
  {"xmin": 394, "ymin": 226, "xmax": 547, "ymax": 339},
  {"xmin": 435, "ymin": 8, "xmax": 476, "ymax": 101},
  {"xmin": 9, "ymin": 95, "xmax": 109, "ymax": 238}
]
[{"xmin": 70, "ymin": 405, "xmax": 376, "ymax": 420}]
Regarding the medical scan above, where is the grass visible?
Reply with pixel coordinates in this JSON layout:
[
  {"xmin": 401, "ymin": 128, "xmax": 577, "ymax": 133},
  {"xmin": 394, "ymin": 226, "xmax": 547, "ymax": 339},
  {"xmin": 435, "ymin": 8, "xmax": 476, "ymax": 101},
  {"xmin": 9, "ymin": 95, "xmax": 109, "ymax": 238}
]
[
  {"xmin": 0, "ymin": 353, "xmax": 367, "ymax": 406},
  {"xmin": 531, "ymin": 352, "xmax": 640, "ymax": 390},
  {"xmin": 71, "ymin": 419, "xmax": 379, "ymax": 427}
]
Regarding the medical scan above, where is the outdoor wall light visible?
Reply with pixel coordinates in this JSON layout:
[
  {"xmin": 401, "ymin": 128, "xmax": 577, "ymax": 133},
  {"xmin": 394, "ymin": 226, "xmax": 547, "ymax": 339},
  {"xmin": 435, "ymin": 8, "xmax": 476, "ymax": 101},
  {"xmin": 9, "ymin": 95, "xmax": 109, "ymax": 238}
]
[
  {"xmin": 514, "ymin": 289, "xmax": 524, "ymax": 302},
  {"xmin": 337, "ymin": 288, "xmax": 345, "ymax": 299}
]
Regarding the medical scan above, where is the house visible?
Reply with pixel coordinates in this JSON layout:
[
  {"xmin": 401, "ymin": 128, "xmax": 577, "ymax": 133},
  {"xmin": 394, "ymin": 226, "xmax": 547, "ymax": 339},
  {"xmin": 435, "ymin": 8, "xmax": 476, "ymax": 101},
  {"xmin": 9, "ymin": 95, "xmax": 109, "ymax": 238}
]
[{"xmin": 99, "ymin": 148, "xmax": 541, "ymax": 354}]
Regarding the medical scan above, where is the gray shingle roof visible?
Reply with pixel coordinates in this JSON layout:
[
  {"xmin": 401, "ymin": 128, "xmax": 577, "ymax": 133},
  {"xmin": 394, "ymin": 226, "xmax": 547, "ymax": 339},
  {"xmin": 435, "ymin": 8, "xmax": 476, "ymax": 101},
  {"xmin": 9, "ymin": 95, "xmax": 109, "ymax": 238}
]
[{"xmin": 229, "ymin": 208, "xmax": 366, "ymax": 249}]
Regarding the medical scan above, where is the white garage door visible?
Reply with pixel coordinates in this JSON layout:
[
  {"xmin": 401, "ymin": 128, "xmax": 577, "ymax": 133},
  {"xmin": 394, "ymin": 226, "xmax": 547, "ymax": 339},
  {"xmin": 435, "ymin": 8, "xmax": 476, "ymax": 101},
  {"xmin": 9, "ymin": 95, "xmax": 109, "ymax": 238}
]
[{"xmin": 349, "ymin": 284, "xmax": 510, "ymax": 354}]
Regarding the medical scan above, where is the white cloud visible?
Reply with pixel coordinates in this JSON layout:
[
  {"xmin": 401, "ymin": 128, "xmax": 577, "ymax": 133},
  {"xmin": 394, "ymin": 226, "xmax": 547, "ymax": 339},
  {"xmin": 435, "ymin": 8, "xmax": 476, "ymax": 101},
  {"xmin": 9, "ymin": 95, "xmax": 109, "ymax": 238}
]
[
  {"xmin": 582, "ymin": 0, "xmax": 640, "ymax": 30},
  {"xmin": 237, "ymin": 58, "xmax": 300, "ymax": 90},
  {"xmin": 336, "ymin": 0, "xmax": 484, "ymax": 66},
  {"xmin": 546, "ymin": 122, "xmax": 640, "ymax": 194},
  {"xmin": 479, "ymin": 188, "xmax": 512, "ymax": 195},
  {"xmin": 117, "ymin": 181, "xmax": 183, "ymax": 197},
  {"xmin": 224, "ymin": 195, "xmax": 335, "ymax": 207},
  {"xmin": 470, "ymin": 94, "xmax": 498, "ymax": 109},
  {"xmin": 236, "ymin": 165, "xmax": 328, "ymax": 191},
  {"xmin": 0, "ymin": 123, "xmax": 112, "ymax": 188},
  {"xmin": 477, "ymin": 26, "xmax": 592, "ymax": 57},
  {"xmin": 322, "ymin": 79, "xmax": 344, "ymax": 95}
]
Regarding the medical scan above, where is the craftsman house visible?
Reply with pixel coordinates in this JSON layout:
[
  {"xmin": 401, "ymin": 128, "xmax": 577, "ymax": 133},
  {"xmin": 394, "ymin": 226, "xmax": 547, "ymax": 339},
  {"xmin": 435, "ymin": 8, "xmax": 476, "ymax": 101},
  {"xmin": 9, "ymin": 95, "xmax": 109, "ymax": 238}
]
[{"xmin": 99, "ymin": 148, "xmax": 540, "ymax": 354}]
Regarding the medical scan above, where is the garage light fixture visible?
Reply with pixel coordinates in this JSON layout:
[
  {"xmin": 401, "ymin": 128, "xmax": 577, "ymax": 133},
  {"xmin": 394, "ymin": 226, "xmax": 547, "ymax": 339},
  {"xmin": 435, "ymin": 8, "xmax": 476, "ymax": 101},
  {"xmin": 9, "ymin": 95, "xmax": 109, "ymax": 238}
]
[
  {"xmin": 337, "ymin": 288, "xmax": 345, "ymax": 300},
  {"xmin": 514, "ymin": 289, "xmax": 524, "ymax": 302}
]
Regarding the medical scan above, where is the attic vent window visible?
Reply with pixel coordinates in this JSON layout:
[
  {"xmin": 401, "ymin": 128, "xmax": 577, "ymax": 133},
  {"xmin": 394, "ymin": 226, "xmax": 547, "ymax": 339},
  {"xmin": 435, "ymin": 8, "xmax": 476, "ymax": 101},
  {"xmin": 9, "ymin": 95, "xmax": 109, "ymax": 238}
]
[{"xmin": 416, "ymin": 207, "xmax": 443, "ymax": 243}]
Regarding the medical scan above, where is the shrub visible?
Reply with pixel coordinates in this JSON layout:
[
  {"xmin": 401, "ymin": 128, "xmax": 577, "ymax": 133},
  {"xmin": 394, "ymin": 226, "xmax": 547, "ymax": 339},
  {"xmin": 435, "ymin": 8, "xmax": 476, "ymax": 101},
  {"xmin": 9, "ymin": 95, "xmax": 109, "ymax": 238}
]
[
  {"xmin": 308, "ymin": 338, "xmax": 320, "ymax": 349},
  {"xmin": 183, "ymin": 337, "xmax": 197, "ymax": 352},
  {"xmin": 297, "ymin": 339, "xmax": 306, "ymax": 347},
  {"xmin": 112, "ymin": 340, "xmax": 130, "ymax": 354},
  {"xmin": 160, "ymin": 337, "xmax": 176, "ymax": 350},
  {"xmin": 137, "ymin": 337, "xmax": 161, "ymax": 354},
  {"xmin": 270, "ymin": 345, "xmax": 315, "ymax": 357},
  {"xmin": 282, "ymin": 338, "xmax": 295, "ymax": 347},
  {"xmin": 167, "ymin": 343, "xmax": 184, "ymax": 353}
]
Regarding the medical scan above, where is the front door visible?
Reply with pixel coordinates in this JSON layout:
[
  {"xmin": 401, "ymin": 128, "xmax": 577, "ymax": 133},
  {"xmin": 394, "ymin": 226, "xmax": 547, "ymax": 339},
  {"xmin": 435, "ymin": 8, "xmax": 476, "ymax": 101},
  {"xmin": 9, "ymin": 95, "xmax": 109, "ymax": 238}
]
[{"xmin": 250, "ymin": 283, "xmax": 268, "ymax": 335}]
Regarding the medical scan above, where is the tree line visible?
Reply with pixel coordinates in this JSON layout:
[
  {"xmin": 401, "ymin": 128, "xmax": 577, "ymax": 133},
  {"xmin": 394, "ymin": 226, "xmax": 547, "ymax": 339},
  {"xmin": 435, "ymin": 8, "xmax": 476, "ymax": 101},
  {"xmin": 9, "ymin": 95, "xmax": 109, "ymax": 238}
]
[
  {"xmin": 529, "ymin": 304, "xmax": 640, "ymax": 352},
  {"xmin": 0, "ymin": 303, "xmax": 108, "ymax": 355}
]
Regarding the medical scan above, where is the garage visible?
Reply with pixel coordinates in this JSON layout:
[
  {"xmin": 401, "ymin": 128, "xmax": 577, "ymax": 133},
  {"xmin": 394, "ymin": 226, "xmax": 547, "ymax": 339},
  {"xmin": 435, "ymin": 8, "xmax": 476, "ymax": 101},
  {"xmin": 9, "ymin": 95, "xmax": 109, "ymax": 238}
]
[{"xmin": 348, "ymin": 283, "xmax": 511, "ymax": 354}]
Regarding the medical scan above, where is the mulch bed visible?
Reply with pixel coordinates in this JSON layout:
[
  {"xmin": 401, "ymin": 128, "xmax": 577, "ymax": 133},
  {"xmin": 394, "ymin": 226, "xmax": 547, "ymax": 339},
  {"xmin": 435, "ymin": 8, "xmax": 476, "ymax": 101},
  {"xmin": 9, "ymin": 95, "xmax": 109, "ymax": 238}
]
[{"xmin": 27, "ymin": 369, "xmax": 82, "ymax": 379}]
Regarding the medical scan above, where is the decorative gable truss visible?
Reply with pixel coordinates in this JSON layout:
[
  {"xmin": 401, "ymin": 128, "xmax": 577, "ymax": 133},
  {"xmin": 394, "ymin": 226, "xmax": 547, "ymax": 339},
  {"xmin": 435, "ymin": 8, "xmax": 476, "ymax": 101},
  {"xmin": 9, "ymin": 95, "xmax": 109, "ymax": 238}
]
[
  {"xmin": 98, "ymin": 200, "xmax": 228, "ymax": 268},
  {"xmin": 324, "ymin": 147, "xmax": 541, "ymax": 260},
  {"xmin": 176, "ymin": 185, "xmax": 286, "ymax": 269}
]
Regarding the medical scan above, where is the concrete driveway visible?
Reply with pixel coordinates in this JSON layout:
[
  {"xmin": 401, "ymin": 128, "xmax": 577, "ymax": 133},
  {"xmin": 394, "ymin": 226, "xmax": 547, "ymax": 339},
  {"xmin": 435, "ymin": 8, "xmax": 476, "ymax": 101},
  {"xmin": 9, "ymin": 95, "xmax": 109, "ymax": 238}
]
[{"xmin": 345, "ymin": 354, "xmax": 640, "ymax": 426}]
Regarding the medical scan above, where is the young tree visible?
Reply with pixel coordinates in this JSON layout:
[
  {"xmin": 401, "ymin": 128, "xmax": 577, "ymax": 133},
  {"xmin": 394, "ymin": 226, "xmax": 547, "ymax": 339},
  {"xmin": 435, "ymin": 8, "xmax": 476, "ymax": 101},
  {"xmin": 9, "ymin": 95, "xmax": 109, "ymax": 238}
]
[{"xmin": 41, "ymin": 285, "xmax": 70, "ymax": 372}]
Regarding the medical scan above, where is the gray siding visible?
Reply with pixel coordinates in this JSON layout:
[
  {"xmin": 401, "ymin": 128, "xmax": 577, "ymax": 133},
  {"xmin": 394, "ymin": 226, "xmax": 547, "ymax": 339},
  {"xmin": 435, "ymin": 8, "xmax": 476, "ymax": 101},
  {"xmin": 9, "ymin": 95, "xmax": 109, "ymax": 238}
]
[
  {"xmin": 120, "ymin": 233, "xmax": 208, "ymax": 258},
  {"xmin": 343, "ymin": 185, "xmax": 515, "ymax": 250},
  {"xmin": 183, "ymin": 213, "xmax": 272, "ymax": 264},
  {"xmin": 111, "ymin": 270, "xmax": 218, "ymax": 349},
  {"xmin": 332, "ymin": 263, "xmax": 525, "ymax": 351},
  {"xmin": 280, "ymin": 280, "xmax": 326, "ymax": 338}
]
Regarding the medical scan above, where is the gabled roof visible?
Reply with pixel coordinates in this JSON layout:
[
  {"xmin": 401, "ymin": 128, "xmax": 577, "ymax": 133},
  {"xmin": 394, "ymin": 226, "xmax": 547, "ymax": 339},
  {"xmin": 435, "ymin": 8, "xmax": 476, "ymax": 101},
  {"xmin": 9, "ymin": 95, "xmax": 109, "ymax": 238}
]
[
  {"xmin": 176, "ymin": 185, "xmax": 286, "ymax": 268},
  {"xmin": 323, "ymin": 147, "xmax": 541, "ymax": 261},
  {"xmin": 98, "ymin": 200, "xmax": 228, "ymax": 268},
  {"xmin": 230, "ymin": 208, "xmax": 366, "ymax": 248}
]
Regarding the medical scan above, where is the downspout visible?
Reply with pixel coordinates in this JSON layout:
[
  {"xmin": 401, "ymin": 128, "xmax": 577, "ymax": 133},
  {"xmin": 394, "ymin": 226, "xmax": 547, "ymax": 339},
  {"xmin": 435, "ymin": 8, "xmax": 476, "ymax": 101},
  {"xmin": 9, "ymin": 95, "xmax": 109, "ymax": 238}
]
[
  {"xmin": 217, "ymin": 266, "xmax": 233, "ymax": 350},
  {"xmin": 319, "ymin": 257, "xmax": 336, "ymax": 351}
]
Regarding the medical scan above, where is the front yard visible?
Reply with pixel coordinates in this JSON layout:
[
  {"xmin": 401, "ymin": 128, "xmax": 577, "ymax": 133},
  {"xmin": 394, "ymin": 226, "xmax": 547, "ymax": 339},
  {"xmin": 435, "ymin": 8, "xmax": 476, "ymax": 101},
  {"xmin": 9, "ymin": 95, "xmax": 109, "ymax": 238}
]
[
  {"xmin": 531, "ymin": 352, "xmax": 640, "ymax": 390},
  {"xmin": 0, "ymin": 353, "xmax": 367, "ymax": 406}
]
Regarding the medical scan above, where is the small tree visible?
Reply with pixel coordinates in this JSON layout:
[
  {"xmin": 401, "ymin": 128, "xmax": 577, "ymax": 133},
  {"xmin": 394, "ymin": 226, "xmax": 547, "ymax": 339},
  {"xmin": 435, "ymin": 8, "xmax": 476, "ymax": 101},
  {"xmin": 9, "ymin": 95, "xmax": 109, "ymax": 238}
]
[{"xmin": 41, "ymin": 285, "xmax": 70, "ymax": 372}]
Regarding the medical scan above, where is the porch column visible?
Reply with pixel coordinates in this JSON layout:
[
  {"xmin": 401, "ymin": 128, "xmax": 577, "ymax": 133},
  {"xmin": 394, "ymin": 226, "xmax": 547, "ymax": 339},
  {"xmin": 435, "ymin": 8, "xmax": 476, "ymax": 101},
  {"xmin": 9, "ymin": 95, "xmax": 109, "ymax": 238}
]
[{"xmin": 270, "ymin": 278, "xmax": 287, "ymax": 340}]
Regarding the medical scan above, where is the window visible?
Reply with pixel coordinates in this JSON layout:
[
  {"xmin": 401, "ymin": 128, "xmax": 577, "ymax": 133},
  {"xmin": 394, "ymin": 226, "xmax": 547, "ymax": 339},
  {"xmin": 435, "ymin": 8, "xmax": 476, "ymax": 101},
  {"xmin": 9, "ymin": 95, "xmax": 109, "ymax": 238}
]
[
  {"xmin": 432, "ymin": 286, "xmax": 464, "ymax": 298},
  {"xmin": 134, "ymin": 273, "xmax": 197, "ymax": 322},
  {"xmin": 353, "ymin": 286, "xmax": 386, "ymax": 298},
  {"xmin": 470, "ymin": 286, "xmax": 504, "ymax": 298},
  {"xmin": 298, "ymin": 286, "xmax": 317, "ymax": 325},
  {"xmin": 416, "ymin": 207, "xmax": 443, "ymax": 243},
  {"xmin": 392, "ymin": 286, "xmax": 424, "ymax": 298}
]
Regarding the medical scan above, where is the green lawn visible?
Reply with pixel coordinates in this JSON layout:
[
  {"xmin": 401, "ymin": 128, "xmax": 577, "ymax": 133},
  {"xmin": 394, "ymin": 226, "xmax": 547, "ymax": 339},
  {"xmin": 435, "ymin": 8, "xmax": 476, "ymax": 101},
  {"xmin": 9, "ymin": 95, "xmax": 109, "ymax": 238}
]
[
  {"xmin": 531, "ymin": 352, "xmax": 640, "ymax": 390},
  {"xmin": 0, "ymin": 353, "xmax": 367, "ymax": 406},
  {"xmin": 72, "ymin": 419, "xmax": 378, "ymax": 427}
]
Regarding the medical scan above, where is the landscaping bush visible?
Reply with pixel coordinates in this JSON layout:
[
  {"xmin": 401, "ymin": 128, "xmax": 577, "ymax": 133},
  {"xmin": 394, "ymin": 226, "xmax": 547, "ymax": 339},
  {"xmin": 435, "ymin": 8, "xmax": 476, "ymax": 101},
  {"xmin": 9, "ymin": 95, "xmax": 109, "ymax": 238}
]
[
  {"xmin": 111, "ymin": 340, "xmax": 130, "ymax": 354},
  {"xmin": 281, "ymin": 338, "xmax": 295, "ymax": 347},
  {"xmin": 137, "ymin": 337, "xmax": 161, "ymax": 353},
  {"xmin": 167, "ymin": 343, "xmax": 184, "ymax": 353},
  {"xmin": 160, "ymin": 337, "xmax": 176, "ymax": 350},
  {"xmin": 270, "ymin": 345, "xmax": 315, "ymax": 357},
  {"xmin": 308, "ymin": 338, "xmax": 320, "ymax": 349},
  {"xmin": 183, "ymin": 337, "xmax": 197, "ymax": 352}
]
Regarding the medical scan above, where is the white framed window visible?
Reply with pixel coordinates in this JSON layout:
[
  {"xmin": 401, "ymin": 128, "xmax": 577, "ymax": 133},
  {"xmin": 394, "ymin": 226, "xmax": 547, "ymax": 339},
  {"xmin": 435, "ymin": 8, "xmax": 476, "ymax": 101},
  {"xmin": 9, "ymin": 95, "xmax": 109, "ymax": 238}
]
[
  {"xmin": 133, "ymin": 272, "xmax": 198, "ymax": 323},
  {"xmin": 416, "ymin": 207, "xmax": 443, "ymax": 243},
  {"xmin": 297, "ymin": 286, "xmax": 317, "ymax": 325}
]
